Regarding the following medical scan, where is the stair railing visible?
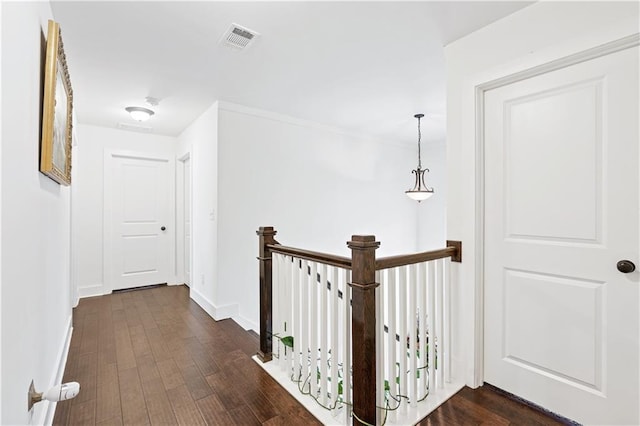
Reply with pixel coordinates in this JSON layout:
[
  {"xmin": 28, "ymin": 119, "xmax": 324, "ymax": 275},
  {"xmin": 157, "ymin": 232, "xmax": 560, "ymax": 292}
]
[{"xmin": 257, "ymin": 226, "xmax": 461, "ymax": 426}]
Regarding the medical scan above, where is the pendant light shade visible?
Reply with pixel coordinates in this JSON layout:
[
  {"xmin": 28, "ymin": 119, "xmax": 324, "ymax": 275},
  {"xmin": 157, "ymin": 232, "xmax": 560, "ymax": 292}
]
[{"xmin": 405, "ymin": 114, "xmax": 434, "ymax": 202}]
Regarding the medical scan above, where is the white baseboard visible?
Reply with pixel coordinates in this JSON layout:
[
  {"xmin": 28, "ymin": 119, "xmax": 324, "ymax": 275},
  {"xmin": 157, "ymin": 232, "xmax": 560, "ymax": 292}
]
[
  {"xmin": 42, "ymin": 315, "xmax": 73, "ymax": 426},
  {"xmin": 234, "ymin": 314, "xmax": 258, "ymax": 332},
  {"xmin": 214, "ymin": 302, "xmax": 238, "ymax": 320},
  {"xmin": 189, "ymin": 289, "xmax": 257, "ymax": 332},
  {"xmin": 190, "ymin": 288, "xmax": 238, "ymax": 321},
  {"xmin": 78, "ymin": 284, "xmax": 104, "ymax": 299}
]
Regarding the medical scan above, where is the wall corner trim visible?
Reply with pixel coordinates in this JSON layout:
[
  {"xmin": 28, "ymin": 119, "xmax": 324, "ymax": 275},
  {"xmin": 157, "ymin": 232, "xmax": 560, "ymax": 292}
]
[
  {"xmin": 190, "ymin": 288, "xmax": 238, "ymax": 321},
  {"xmin": 42, "ymin": 315, "xmax": 73, "ymax": 426},
  {"xmin": 234, "ymin": 315, "xmax": 259, "ymax": 332}
]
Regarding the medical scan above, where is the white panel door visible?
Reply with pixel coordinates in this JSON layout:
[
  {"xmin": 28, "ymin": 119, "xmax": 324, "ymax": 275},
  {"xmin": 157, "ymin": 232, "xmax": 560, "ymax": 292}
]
[
  {"xmin": 484, "ymin": 46, "xmax": 639, "ymax": 425},
  {"xmin": 107, "ymin": 153, "xmax": 171, "ymax": 291},
  {"xmin": 184, "ymin": 157, "xmax": 191, "ymax": 286}
]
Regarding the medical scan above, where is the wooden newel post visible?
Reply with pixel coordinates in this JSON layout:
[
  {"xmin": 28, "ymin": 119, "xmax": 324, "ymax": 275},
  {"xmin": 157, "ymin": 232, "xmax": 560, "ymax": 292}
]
[
  {"xmin": 347, "ymin": 235, "xmax": 380, "ymax": 426},
  {"xmin": 257, "ymin": 226, "xmax": 278, "ymax": 362}
]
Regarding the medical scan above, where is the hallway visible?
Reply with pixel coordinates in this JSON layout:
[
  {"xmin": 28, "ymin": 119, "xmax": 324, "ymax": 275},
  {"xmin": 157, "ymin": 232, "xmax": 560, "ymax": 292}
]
[
  {"xmin": 53, "ymin": 286, "xmax": 564, "ymax": 426},
  {"xmin": 53, "ymin": 286, "xmax": 563, "ymax": 425},
  {"xmin": 53, "ymin": 285, "xmax": 319, "ymax": 425},
  {"xmin": 53, "ymin": 285, "xmax": 570, "ymax": 425}
]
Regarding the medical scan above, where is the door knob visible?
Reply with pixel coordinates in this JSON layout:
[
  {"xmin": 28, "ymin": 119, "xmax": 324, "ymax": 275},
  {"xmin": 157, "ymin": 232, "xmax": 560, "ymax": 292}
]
[
  {"xmin": 161, "ymin": 226, "xmax": 166, "ymax": 231},
  {"xmin": 617, "ymin": 260, "xmax": 636, "ymax": 273}
]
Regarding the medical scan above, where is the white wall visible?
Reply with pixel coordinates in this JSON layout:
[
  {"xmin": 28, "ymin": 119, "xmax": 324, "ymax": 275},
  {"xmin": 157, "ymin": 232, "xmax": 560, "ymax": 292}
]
[
  {"xmin": 445, "ymin": 1, "xmax": 639, "ymax": 387},
  {"xmin": 217, "ymin": 102, "xmax": 418, "ymax": 330},
  {"xmin": 417, "ymin": 141, "xmax": 446, "ymax": 251},
  {"xmin": 0, "ymin": 1, "xmax": 4, "ymax": 421},
  {"xmin": 72, "ymin": 124, "xmax": 178, "ymax": 297},
  {"xmin": 1, "ymin": 2, "xmax": 73, "ymax": 424},
  {"xmin": 176, "ymin": 102, "xmax": 220, "ymax": 320}
]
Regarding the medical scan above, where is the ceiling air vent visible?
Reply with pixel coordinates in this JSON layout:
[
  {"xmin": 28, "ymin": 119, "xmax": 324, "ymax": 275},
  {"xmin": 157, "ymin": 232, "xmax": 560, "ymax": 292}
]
[{"xmin": 222, "ymin": 23, "xmax": 259, "ymax": 50}]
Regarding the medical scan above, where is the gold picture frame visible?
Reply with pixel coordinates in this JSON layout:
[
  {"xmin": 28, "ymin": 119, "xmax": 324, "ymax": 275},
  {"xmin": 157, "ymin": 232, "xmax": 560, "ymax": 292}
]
[{"xmin": 40, "ymin": 20, "xmax": 73, "ymax": 186}]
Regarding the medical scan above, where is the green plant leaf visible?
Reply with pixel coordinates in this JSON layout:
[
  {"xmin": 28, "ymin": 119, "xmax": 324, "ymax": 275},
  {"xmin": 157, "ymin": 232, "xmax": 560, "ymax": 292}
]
[{"xmin": 281, "ymin": 336, "xmax": 294, "ymax": 348}]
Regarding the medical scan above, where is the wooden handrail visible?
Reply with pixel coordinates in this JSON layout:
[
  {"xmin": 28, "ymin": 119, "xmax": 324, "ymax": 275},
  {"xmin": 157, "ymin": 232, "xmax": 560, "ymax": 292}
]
[
  {"xmin": 267, "ymin": 243, "xmax": 352, "ymax": 269},
  {"xmin": 376, "ymin": 240, "xmax": 462, "ymax": 270},
  {"xmin": 267, "ymin": 240, "xmax": 462, "ymax": 272}
]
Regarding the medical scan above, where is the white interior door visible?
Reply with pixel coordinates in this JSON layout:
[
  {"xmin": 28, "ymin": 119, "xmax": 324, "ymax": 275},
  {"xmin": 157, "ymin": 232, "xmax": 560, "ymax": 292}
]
[
  {"xmin": 484, "ymin": 46, "xmax": 639, "ymax": 425},
  {"xmin": 184, "ymin": 157, "xmax": 191, "ymax": 286},
  {"xmin": 106, "ymin": 152, "xmax": 172, "ymax": 291}
]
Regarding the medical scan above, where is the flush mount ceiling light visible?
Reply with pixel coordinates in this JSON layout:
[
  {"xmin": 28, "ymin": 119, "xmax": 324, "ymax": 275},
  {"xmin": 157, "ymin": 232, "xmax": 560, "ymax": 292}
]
[
  {"xmin": 125, "ymin": 106, "xmax": 154, "ymax": 122},
  {"xmin": 405, "ymin": 113, "xmax": 434, "ymax": 202}
]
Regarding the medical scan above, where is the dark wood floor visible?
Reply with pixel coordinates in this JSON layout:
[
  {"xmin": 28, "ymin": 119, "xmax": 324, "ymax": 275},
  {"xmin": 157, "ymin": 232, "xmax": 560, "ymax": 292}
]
[
  {"xmin": 53, "ymin": 285, "xmax": 319, "ymax": 425},
  {"xmin": 419, "ymin": 386, "xmax": 569, "ymax": 426},
  {"xmin": 54, "ymin": 285, "xmax": 568, "ymax": 425}
]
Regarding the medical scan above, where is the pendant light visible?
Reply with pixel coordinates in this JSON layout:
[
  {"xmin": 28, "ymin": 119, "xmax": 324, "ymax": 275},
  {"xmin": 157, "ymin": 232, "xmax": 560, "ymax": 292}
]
[{"xmin": 405, "ymin": 113, "xmax": 434, "ymax": 202}]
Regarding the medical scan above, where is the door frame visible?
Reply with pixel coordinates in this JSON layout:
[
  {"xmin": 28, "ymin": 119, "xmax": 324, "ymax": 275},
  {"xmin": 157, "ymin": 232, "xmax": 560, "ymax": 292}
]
[
  {"xmin": 103, "ymin": 149, "xmax": 176, "ymax": 293},
  {"xmin": 471, "ymin": 34, "xmax": 639, "ymax": 388},
  {"xmin": 176, "ymin": 152, "xmax": 192, "ymax": 286}
]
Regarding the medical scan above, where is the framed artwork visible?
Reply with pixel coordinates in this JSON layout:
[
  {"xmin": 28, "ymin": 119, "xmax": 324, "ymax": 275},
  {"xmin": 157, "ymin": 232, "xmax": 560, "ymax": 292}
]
[{"xmin": 40, "ymin": 20, "xmax": 73, "ymax": 185}]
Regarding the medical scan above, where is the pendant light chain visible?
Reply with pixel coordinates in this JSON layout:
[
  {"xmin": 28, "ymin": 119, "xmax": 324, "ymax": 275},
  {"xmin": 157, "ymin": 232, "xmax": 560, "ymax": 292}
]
[{"xmin": 417, "ymin": 114, "xmax": 422, "ymax": 170}]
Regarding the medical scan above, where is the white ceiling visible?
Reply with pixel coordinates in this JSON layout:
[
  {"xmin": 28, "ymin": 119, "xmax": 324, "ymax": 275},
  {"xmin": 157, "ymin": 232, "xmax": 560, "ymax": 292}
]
[{"xmin": 51, "ymin": 1, "xmax": 533, "ymax": 144}]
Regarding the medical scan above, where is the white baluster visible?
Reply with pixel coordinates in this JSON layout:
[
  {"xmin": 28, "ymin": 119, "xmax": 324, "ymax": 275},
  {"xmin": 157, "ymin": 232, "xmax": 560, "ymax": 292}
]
[
  {"xmin": 330, "ymin": 266, "xmax": 339, "ymax": 410},
  {"xmin": 273, "ymin": 254, "xmax": 281, "ymax": 365},
  {"xmin": 409, "ymin": 263, "xmax": 418, "ymax": 408},
  {"xmin": 320, "ymin": 263, "xmax": 329, "ymax": 406},
  {"xmin": 375, "ymin": 270, "xmax": 384, "ymax": 423},
  {"xmin": 292, "ymin": 257, "xmax": 301, "ymax": 381},
  {"xmin": 310, "ymin": 262, "xmax": 319, "ymax": 399},
  {"xmin": 427, "ymin": 261, "xmax": 436, "ymax": 396},
  {"xmin": 387, "ymin": 268, "xmax": 398, "ymax": 423},
  {"xmin": 300, "ymin": 259, "xmax": 310, "ymax": 392},
  {"xmin": 436, "ymin": 259, "xmax": 444, "ymax": 389},
  {"xmin": 344, "ymin": 269, "xmax": 352, "ymax": 419},
  {"xmin": 444, "ymin": 258, "xmax": 452, "ymax": 384},
  {"xmin": 398, "ymin": 266, "xmax": 408, "ymax": 414},
  {"xmin": 281, "ymin": 254, "xmax": 289, "ymax": 371},
  {"xmin": 418, "ymin": 261, "xmax": 427, "ymax": 399},
  {"xmin": 287, "ymin": 256, "xmax": 295, "ymax": 372}
]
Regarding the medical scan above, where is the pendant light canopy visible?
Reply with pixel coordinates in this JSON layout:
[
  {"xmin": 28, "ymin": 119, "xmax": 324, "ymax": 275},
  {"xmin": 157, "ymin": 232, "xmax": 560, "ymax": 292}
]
[{"xmin": 405, "ymin": 113, "xmax": 434, "ymax": 202}]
